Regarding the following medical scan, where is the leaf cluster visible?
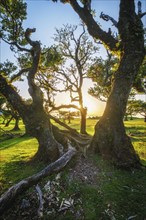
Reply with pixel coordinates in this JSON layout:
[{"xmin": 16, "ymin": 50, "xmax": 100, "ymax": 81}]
[
  {"xmin": 0, "ymin": 61, "xmax": 17, "ymax": 78},
  {"xmin": 126, "ymin": 99, "xmax": 146, "ymax": 117},
  {"xmin": 0, "ymin": 0, "xmax": 27, "ymax": 45},
  {"xmin": 88, "ymin": 53, "xmax": 119, "ymax": 102}
]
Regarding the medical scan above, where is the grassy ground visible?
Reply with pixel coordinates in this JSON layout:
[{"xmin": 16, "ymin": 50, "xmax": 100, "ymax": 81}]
[
  {"xmin": 0, "ymin": 117, "xmax": 146, "ymax": 219},
  {"xmin": 124, "ymin": 118, "xmax": 146, "ymax": 165},
  {"xmin": 57, "ymin": 155, "xmax": 146, "ymax": 220}
]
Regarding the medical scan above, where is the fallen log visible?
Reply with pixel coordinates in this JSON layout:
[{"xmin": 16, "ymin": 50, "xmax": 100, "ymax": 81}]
[{"xmin": 0, "ymin": 147, "xmax": 77, "ymax": 215}]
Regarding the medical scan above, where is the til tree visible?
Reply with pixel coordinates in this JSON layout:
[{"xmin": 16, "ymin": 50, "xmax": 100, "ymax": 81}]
[
  {"xmin": 0, "ymin": 0, "xmax": 63, "ymax": 162},
  {"xmin": 37, "ymin": 24, "xmax": 98, "ymax": 134},
  {"xmin": 54, "ymin": 0, "xmax": 146, "ymax": 167}
]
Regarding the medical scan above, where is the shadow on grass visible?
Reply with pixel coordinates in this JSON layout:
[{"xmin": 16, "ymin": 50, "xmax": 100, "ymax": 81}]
[
  {"xmin": 0, "ymin": 158, "xmax": 45, "ymax": 194},
  {"xmin": 0, "ymin": 136, "xmax": 32, "ymax": 150},
  {"xmin": 125, "ymin": 125, "xmax": 146, "ymax": 131}
]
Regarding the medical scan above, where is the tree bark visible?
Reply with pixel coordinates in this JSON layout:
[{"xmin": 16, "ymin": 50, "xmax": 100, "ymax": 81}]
[
  {"xmin": 80, "ymin": 107, "xmax": 87, "ymax": 134},
  {"xmin": 5, "ymin": 116, "xmax": 13, "ymax": 127},
  {"xmin": 22, "ymin": 105, "xmax": 61, "ymax": 162},
  {"xmin": 0, "ymin": 147, "xmax": 77, "ymax": 215},
  {"xmin": 90, "ymin": 43, "xmax": 145, "ymax": 168},
  {"xmin": 12, "ymin": 116, "xmax": 20, "ymax": 131},
  {"xmin": 90, "ymin": 29, "xmax": 145, "ymax": 167}
]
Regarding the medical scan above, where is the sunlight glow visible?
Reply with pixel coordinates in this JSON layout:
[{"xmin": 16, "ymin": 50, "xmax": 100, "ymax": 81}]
[{"xmin": 83, "ymin": 94, "xmax": 105, "ymax": 116}]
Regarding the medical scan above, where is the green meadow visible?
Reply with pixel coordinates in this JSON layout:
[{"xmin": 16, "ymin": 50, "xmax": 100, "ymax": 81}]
[{"xmin": 0, "ymin": 117, "xmax": 146, "ymax": 219}]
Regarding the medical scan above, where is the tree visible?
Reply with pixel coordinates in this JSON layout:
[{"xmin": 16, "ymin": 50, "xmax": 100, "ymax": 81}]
[
  {"xmin": 88, "ymin": 51, "xmax": 146, "ymax": 103},
  {"xmin": 54, "ymin": 0, "xmax": 146, "ymax": 168},
  {"xmin": 88, "ymin": 52, "xmax": 146, "ymax": 122},
  {"xmin": 37, "ymin": 24, "xmax": 98, "ymax": 134},
  {"xmin": 0, "ymin": 0, "xmax": 62, "ymax": 162},
  {"xmin": 88, "ymin": 50, "xmax": 118, "ymax": 102},
  {"xmin": 127, "ymin": 99, "xmax": 146, "ymax": 122},
  {"xmin": 0, "ymin": 63, "xmax": 21, "ymax": 130},
  {"xmin": 2, "ymin": 102, "xmax": 20, "ymax": 131},
  {"xmin": 53, "ymin": 24, "xmax": 98, "ymax": 134}
]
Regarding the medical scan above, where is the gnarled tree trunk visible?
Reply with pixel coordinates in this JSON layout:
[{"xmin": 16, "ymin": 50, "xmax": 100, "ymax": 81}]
[
  {"xmin": 90, "ymin": 75, "xmax": 141, "ymax": 168},
  {"xmin": 23, "ymin": 106, "xmax": 60, "ymax": 162},
  {"xmin": 0, "ymin": 28, "xmax": 61, "ymax": 163},
  {"xmin": 12, "ymin": 116, "xmax": 20, "ymax": 131},
  {"xmin": 0, "ymin": 74, "xmax": 60, "ymax": 162},
  {"xmin": 90, "ymin": 1, "xmax": 145, "ymax": 168}
]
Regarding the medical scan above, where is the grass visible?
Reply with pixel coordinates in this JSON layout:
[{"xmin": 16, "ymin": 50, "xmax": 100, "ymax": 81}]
[
  {"xmin": 124, "ymin": 118, "xmax": 146, "ymax": 165},
  {"xmin": 0, "ymin": 117, "xmax": 146, "ymax": 219},
  {"xmin": 43, "ymin": 154, "xmax": 146, "ymax": 220},
  {"xmin": 52, "ymin": 117, "xmax": 97, "ymax": 135},
  {"xmin": 55, "ymin": 154, "xmax": 146, "ymax": 220},
  {"xmin": 0, "ymin": 135, "xmax": 45, "ymax": 192}
]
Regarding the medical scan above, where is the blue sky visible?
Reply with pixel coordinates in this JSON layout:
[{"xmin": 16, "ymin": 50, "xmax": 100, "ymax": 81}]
[
  {"xmin": 0, "ymin": 0, "xmax": 146, "ymax": 115},
  {"xmin": 1, "ymin": 0, "xmax": 122, "ymax": 62},
  {"xmin": 1, "ymin": 0, "xmax": 145, "ymax": 62}
]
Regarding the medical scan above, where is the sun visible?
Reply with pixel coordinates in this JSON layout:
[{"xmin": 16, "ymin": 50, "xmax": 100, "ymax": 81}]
[
  {"xmin": 54, "ymin": 87, "xmax": 106, "ymax": 117},
  {"xmin": 83, "ymin": 94, "xmax": 105, "ymax": 116}
]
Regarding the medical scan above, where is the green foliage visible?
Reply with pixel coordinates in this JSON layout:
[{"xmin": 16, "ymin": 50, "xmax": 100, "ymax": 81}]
[
  {"xmin": 0, "ymin": 0, "xmax": 27, "ymax": 44},
  {"xmin": 126, "ymin": 99, "xmax": 146, "ymax": 118},
  {"xmin": 17, "ymin": 53, "xmax": 32, "ymax": 69},
  {"xmin": 0, "ymin": 135, "xmax": 40, "ymax": 192},
  {"xmin": 0, "ymin": 61, "xmax": 17, "ymax": 78},
  {"xmin": 125, "ymin": 119, "xmax": 146, "ymax": 164},
  {"xmin": 88, "ymin": 52, "xmax": 119, "ymax": 102},
  {"xmin": 88, "ymin": 49, "xmax": 146, "ymax": 102},
  {"xmin": 0, "ymin": 94, "xmax": 6, "ymax": 108},
  {"xmin": 133, "ymin": 56, "xmax": 146, "ymax": 93},
  {"xmin": 42, "ymin": 46, "xmax": 64, "ymax": 69}
]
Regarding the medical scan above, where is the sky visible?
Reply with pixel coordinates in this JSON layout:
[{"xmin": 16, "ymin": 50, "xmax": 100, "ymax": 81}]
[{"xmin": 0, "ymin": 0, "xmax": 146, "ymax": 116}]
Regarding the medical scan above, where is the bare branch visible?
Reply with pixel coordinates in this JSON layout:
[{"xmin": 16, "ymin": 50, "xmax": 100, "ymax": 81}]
[
  {"xmin": 138, "ymin": 1, "xmax": 146, "ymax": 18},
  {"xmin": 50, "ymin": 104, "xmax": 80, "ymax": 112},
  {"xmin": 0, "ymin": 74, "xmax": 27, "ymax": 115},
  {"xmin": 25, "ymin": 28, "xmax": 37, "ymax": 47},
  {"xmin": 1, "ymin": 38, "xmax": 31, "ymax": 53},
  {"xmin": 139, "ymin": 12, "xmax": 146, "ymax": 18},
  {"xmin": 10, "ymin": 68, "xmax": 30, "ymax": 82},
  {"xmin": 49, "ymin": 114, "xmax": 78, "ymax": 134},
  {"xmin": 69, "ymin": 0, "xmax": 118, "ymax": 51},
  {"xmin": 24, "ymin": 28, "xmax": 43, "ymax": 104},
  {"xmin": 100, "ymin": 12, "xmax": 118, "ymax": 28},
  {"xmin": 58, "ymin": 70, "xmax": 77, "ymax": 89},
  {"xmin": 138, "ymin": 1, "xmax": 142, "ymax": 15}
]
